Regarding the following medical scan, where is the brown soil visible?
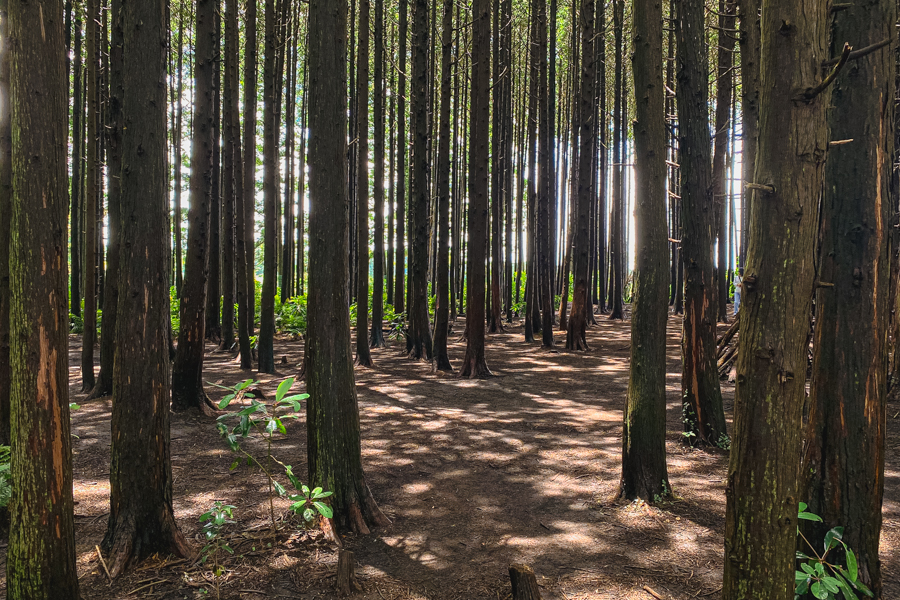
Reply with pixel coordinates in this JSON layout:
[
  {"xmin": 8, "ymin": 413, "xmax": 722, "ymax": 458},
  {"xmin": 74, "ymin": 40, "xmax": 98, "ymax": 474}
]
[{"xmin": 1, "ymin": 311, "xmax": 898, "ymax": 600}]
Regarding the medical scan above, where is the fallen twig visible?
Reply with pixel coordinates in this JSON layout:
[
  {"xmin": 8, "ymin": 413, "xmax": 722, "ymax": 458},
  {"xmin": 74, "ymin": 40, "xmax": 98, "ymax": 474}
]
[{"xmin": 95, "ymin": 545, "xmax": 112, "ymax": 583}]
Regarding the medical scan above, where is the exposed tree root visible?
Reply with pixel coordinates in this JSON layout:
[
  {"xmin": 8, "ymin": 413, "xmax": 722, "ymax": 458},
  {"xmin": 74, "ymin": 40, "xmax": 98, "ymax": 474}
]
[
  {"xmin": 102, "ymin": 512, "xmax": 192, "ymax": 579},
  {"xmin": 459, "ymin": 357, "xmax": 493, "ymax": 379}
]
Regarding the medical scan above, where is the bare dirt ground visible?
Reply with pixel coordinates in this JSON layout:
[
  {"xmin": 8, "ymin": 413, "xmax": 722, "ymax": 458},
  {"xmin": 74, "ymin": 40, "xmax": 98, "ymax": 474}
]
[{"xmin": 1, "ymin": 309, "xmax": 898, "ymax": 600}]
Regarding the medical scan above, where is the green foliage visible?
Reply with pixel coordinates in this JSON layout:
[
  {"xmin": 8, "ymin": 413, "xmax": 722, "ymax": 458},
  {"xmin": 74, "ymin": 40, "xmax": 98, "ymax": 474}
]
[
  {"xmin": 0, "ymin": 446, "xmax": 10, "ymax": 509},
  {"xmin": 282, "ymin": 465, "xmax": 334, "ymax": 524},
  {"xmin": 69, "ymin": 299, "xmax": 102, "ymax": 334},
  {"xmin": 199, "ymin": 501, "xmax": 235, "ymax": 600},
  {"xmin": 170, "ymin": 286, "xmax": 181, "ymax": 333},
  {"xmin": 274, "ymin": 295, "xmax": 307, "ymax": 336},
  {"xmin": 795, "ymin": 503, "xmax": 873, "ymax": 600}
]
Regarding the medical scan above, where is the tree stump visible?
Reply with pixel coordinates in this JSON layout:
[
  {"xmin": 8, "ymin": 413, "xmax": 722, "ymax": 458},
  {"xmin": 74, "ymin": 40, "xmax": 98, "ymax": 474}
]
[
  {"xmin": 509, "ymin": 563, "xmax": 542, "ymax": 600},
  {"xmin": 336, "ymin": 549, "xmax": 361, "ymax": 595}
]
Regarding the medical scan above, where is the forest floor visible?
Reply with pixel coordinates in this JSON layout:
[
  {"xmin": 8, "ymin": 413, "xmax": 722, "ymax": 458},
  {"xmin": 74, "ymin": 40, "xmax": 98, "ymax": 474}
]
[{"xmin": 0, "ymin": 309, "xmax": 898, "ymax": 600}]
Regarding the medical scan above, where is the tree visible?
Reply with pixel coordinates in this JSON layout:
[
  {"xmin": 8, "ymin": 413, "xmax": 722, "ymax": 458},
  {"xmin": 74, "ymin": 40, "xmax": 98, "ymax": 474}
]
[
  {"xmin": 0, "ymin": 0, "xmax": 10, "ymax": 446},
  {"xmin": 712, "ymin": 0, "xmax": 735, "ymax": 322},
  {"xmin": 432, "ymin": 0, "xmax": 453, "ymax": 372},
  {"xmin": 394, "ymin": 0, "xmax": 408, "ymax": 312},
  {"xmin": 355, "ymin": 0, "xmax": 374, "ymax": 367},
  {"xmin": 221, "ymin": 0, "xmax": 240, "ymax": 353},
  {"xmin": 370, "ymin": 0, "xmax": 387, "ymax": 348},
  {"xmin": 606, "ymin": 0, "xmax": 625, "ymax": 320},
  {"xmin": 618, "ymin": 0, "xmax": 670, "ymax": 502},
  {"xmin": 800, "ymin": 1, "xmax": 895, "ymax": 594},
  {"xmin": 306, "ymin": 0, "xmax": 390, "ymax": 534},
  {"xmin": 406, "ymin": 0, "xmax": 433, "ymax": 360},
  {"xmin": 536, "ymin": 0, "xmax": 553, "ymax": 348},
  {"xmin": 565, "ymin": 0, "xmax": 595, "ymax": 351},
  {"xmin": 737, "ymin": 0, "xmax": 759, "ymax": 269},
  {"xmin": 6, "ymin": 0, "xmax": 80, "ymax": 594},
  {"xmin": 102, "ymin": 0, "xmax": 192, "ymax": 574},
  {"xmin": 243, "ymin": 0, "xmax": 259, "ymax": 338},
  {"xmin": 722, "ymin": 0, "xmax": 830, "ymax": 596},
  {"xmin": 676, "ymin": 0, "xmax": 726, "ymax": 446},
  {"xmin": 81, "ymin": 0, "xmax": 100, "ymax": 392},
  {"xmin": 173, "ymin": 0, "xmax": 217, "ymax": 414}
]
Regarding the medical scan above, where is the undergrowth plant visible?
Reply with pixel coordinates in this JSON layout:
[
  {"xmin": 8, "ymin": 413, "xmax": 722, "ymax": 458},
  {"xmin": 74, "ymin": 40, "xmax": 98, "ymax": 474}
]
[
  {"xmin": 796, "ymin": 503, "xmax": 873, "ymax": 599},
  {"xmin": 199, "ymin": 501, "xmax": 235, "ymax": 600}
]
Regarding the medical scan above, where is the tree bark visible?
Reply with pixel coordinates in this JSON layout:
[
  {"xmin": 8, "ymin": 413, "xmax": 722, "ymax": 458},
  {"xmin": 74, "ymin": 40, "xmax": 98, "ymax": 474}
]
[
  {"xmin": 7, "ymin": 0, "xmax": 80, "ymax": 592},
  {"xmin": 355, "ymin": 0, "xmax": 374, "ymax": 367},
  {"xmin": 173, "ymin": 3, "xmax": 185, "ymax": 294},
  {"xmin": 172, "ymin": 0, "xmax": 217, "ymax": 413},
  {"xmin": 676, "ymin": 0, "xmax": 727, "ymax": 447},
  {"xmin": 537, "ymin": 0, "xmax": 554, "ymax": 348},
  {"xmin": 236, "ymin": 0, "xmax": 254, "ymax": 368},
  {"xmin": 737, "ymin": 0, "xmax": 759, "ymax": 270},
  {"xmin": 102, "ymin": 0, "xmax": 192, "ymax": 574},
  {"xmin": 71, "ymin": 6, "xmax": 84, "ymax": 319},
  {"xmin": 0, "ymin": 0, "xmax": 10, "ymax": 446},
  {"xmin": 607, "ymin": 0, "xmax": 624, "ymax": 320},
  {"xmin": 801, "ymin": 1, "xmax": 895, "ymax": 594},
  {"xmin": 370, "ymin": 0, "xmax": 387, "ymax": 348},
  {"xmin": 205, "ymin": 23, "xmax": 223, "ymax": 344},
  {"xmin": 722, "ymin": 0, "xmax": 830, "ymax": 596},
  {"xmin": 81, "ymin": 0, "xmax": 100, "ymax": 392},
  {"xmin": 618, "ymin": 0, "xmax": 670, "ymax": 502},
  {"xmin": 243, "ymin": 0, "xmax": 259, "ymax": 338},
  {"xmin": 306, "ymin": 0, "xmax": 390, "ymax": 534},
  {"xmin": 394, "ymin": 0, "xmax": 408, "ymax": 312},
  {"xmin": 712, "ymin": 0, "xmax": 735, "ymax": 323},
  {"xmin": 221, "ymin": 0, "xmax": 241, "ymax": 353}
]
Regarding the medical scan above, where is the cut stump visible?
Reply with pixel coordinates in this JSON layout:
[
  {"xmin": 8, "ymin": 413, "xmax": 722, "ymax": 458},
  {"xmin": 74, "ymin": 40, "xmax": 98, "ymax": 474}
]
[
  {"xmin": 509, "ymin": 563, "xmax": 542, "ymax": 600},
  {"xmin": 336, "ymin": 549, "xmax": 361, "ymax": 595}
]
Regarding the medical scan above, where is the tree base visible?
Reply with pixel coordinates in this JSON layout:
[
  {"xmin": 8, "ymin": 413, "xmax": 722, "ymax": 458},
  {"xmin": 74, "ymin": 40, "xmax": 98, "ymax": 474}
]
[
  {"xmin": 101, "ymin": 512, "xmax": 192, "ymax": 578},
  {"xmin": 459, "ymin": 357, "xmax": 492, "ymax": 379},
  {"xmin": 434, "ymin": 353, "xmax": 453, "ymax": 373},
  {"xmin": 354, "ymin": 352, "xmax": 375, "ymax": 368},
  {"xmin": 369, "ymin": 327, "xmax": 386, "ymax": 349}
]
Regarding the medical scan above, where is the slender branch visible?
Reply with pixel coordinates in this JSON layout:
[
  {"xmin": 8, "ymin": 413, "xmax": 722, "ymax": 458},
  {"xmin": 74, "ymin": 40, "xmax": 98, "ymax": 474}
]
[
  {"xmin": 823, "ymin": 36, "xmax": 893, "ymax": 66},
  {"xmin": 794, "ymin": 43, "xmax": 851, "ymax": 102}
]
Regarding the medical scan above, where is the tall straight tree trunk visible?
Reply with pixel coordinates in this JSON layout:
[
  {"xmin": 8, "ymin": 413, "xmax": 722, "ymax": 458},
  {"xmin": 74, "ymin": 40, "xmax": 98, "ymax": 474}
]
[
  {"xmin": 7, "ymin": 0, "xmax": 80, "ymax": 593},
  {"xmin": 174, "ymin": 4, "xmax": 185, "ymax": 294},
  {"xmin": 503, "ymin": 0, "xmax": 513, "ymax": 323},
  {"xmin": 281, "ymin": 9, "xmax": 298, "ymax": 302},
  {"xmin": 433, "ymin": 0, "xmax": 453, "ymax": 372},
  {"xmin": 173, "ymin": 0, "xmax": 217, "ymax": 413},
  {"xmin": 488, "ymin": 0, "xmax": 504, "ymax": 334},
  {"xmin": 595, "ymin": 0, "xmax": 606, "ymax": 315},
  {"xmin": 258, "ymin": 0, "xmax": 280, "ymax": 374},
  {"xmin": 406, "ymin": 0, "xmax": 433, "ymax": 360},
  {"xmin": 737, "ymin": 0, "xmax": 759, "ymax": 269},
  {"xmin": 370, "ymin": 0, "xmax": 387, "ymax": 347},
  {"xmin": 461, "ymin": 0, "xmax": 491, "ymax": 377},
  {"xmin": 222, "ymin": 0, "xmax": 241, "ymax": 352},
  {"xmin": 71, "ymin": 6, "xmax": 84, "ymax": 319},
  {"xmin": 537, "ymin": 0, "xmax": 553, "ymax": 347},
  {"xmin": 722, "ymin": 0, "xmax": 830, "ymax": 596},
  {"xmin": 676, "ymin": 0, "xmax": 726, "ymax": 447},
  {"xmin": 81, "ymin": 0, "xmax": 100, "ymax": 392},
  {"xmin": 618, "ymin": 0, "xmax": 670, "ymax": 502},
  {"xmin": 801, "ymin": 1, "xmax": 895, "ymax": 594},
  {"xmin": 296, "ymin": 45, "xmax": 308, "ymax": 296},
  {"xmin": 102, "ymin": 0, "xmax": 191, "ymax": 574},
  {"xmin": 607, "ymin": 0, "xmax": 624, "ymax": 320},
  {"xmin": 565, "ymin": 0, "xmax": 594, "ymax": 351},
  {"xmin": 243, "ymin": 0, "xmax": 259, "ymax": 337},
  {"xmin": 387, "ymin": 23, "xmax": 396, "ymax": 306},
  {"xmin": 0, "ymin": 0, "xmax": 10, "ymax": 446},
  {"xmin": 394, "ymin": 0, "xmax": 408, "ymax": 312},
  {"xmin": 524, "ymin": 3, "xmax": 539, "ymax": 344},
  {"xmin": 712, "ymin": 0, "xmax": 735, "ymax": 322},
  {"xmin": 90, "ymin": 0, "xmax": 124, "ymax": 399},
  {"xmin": 206, "ymin": 18, "xmax": 223, "ymax": 343},
  {"xmin": 306, "ymin": 0, "xmax": 390, "ymax": 534},
  {"xmin": 355, "ymin": 0, "xmax": 374, "ymax": 366}
]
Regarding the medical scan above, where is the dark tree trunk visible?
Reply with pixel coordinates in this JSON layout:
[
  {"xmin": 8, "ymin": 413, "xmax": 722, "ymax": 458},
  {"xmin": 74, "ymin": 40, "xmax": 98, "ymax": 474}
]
[
  {"xmin": 488, "ymin": 0, "xmax": 504, "ymax": 334},
  {"xmin": 607, "ymin": 0, "xmax": 624, "ymax": 320},
  {"xmin": 503, "ymin": 0, "xmax": 513, "ymax": 324},
  {"xmin": 676, "ymin": 0, "xmax": 727, "ymax": 447},
  {"xmin": 460, "ymin": 0, "xmax": 491, "ymax": 377},
  {"xmin": 222, "ymin": 0, "xmax": 241, "ymax": 353},
  {"xmin": 0, "ymin": 0, "xmax": 10, "ymax": 446},
  {"xmin": 406, "ymin": 0, "xmax": 433, "ymax": 360},
  {"xmin": 81, "ymin": 0, "xmax": 100, "ymax": 392},
  {"xmin": 618, "ymin": 0, "xmax": 670, "ymax": 502},
  {"xmin": 90, "ymin": 0, "xmax": 124, "ymax": 400},
  {"xmin": 537, "ymin": 0, "xmax": 553, "ymax": 348},
  {"xmin": 172, "ymin": 0, "xmax": 217, "ymax": 414},
  {"xmin": 394, "ymin": 0, "xmax": 408, "ymax": 312},
  {"xmin": 71, "ymin": 6, "xmax": 84, "ymax": 318},
  {"xmin": 7, "ymin": 0, "xmax": 80, "ymax": 592},
  {"xmin": 565, "ymin": 0, "xmax": 594, "ymax": 352},
  {"xmin": 712, "ymin": 0, "xmax": 735, "ymax": 323},
  {"xmin": 258, "ymin": 0, "xmax": 280, "ymax": 374},
  {"xmin": 387, "ymin": 23, "xmax": 396, "ymax": 307},
  {"xmin": 722, "ymin": 0, "xmax": 829, "ymax": 596},
  {"xmin": 234, "ymin": 0, "xmax": 252, "ymax": 369},
  {"xmin": 206, "ymin": 21, "xmax": 223, "ymax": 344},
  {"xmin": 306, "ymin": 0, "xmax": 390, "ymax": 534},
  {"xmin": 243, "ymin": 0, "xmax": 258, "ymax": 337},
  {"xmin": 800, "ymin": 1, "xmax": 895, "ymax": 594},
  {"xmin": 102, "ymin": 0, "xmax": 191, "ymax": 574},
  {"xmin": 174, "ymin": 4, "xmax": 185, "ymax": 294},
  {"xmin": 281, "ymin": 9, "xmax": 298, "ymax": 302},
  {"xmin": 355, "ymin": 0, "xmax": 374, "ymax": 367},
  {"xmin": 737, "ymin": 0, "xmax": 759, "ymax": 269},
  {"xmin": 524, "ymin": 6, "xmax": 539, "ymax": 344},
  {"xmin": 371, "ymin": 0, "xmax": 386, "ymax": 348},
  {"xmin": 432, "ymin": 0, "xmax": 453, "ymax": 372}
]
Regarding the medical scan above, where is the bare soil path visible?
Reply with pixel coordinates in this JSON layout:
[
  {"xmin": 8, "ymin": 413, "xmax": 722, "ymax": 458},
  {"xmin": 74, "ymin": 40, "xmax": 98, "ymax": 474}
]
[{"xmin": 1, "ymin": 311, "xmax": 897, "ymax": 600}]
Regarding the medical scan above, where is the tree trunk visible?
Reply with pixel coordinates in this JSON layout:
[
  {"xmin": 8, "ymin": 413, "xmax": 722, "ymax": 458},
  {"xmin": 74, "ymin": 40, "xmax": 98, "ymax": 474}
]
[
  {"xmin": 172, "ymin": 0, "xmax": 217, "ymax": 414},
  {"xmin": 355, "ymin": 0, "xmax": 374, "ymax": 367},
  {"xmin": 102, "ymin": 0, "xmax": 192, "ymax": 574},
  {"xmin": 174, "ymin": 4, "xmax": 185, "ymax": 294},
  {"xmin": 801, "ymin": 1, "xmax": 895, "ymax": 595},
  {"xmin": 235, "ymin": 0, "xmax": 254, "ymax": 368},
  {"xmin": 81, "ymin": 0, "xmax": 100, "ymax": 392},
  {"xmin": 7, "ymin": 0, "xmax": 80, "ymax": 592},
  {"xmin": 461, "ymin": 0, "xmax": 492, "ymax": 377},
  {"xmin": 618, "ymin": 0, "xmax": 670, "ymax": 502},
  {"xmin": 205, "ymin": 24, "xmax": 223, "ymax": 344},
  {"xmin": 71, "ymin": 6, "xmax": 84, "ymax": 319},
  {"xmin": 221, "ymin": 0, "xmax": 241, "ymax": 352},
  {"xmin": 394, "ymin": 0, "xmax": 408, "ymax": 313},
  {"xmin": 537, "ymin": 0, "xmax": 553, "ymax": 348},
  {"xmin": 0, "ymin": 0, "xmax": 10, "ymax": 446},
  {"xmin": 509, "ymin": 564, "xmax": 542, "ymax": 600},
  {"xmin": 387, "ymin": 23, "xmax": 396, "ymax": 307},
  {"xmin": 243, "ymin": 0, "xmax": 259, "ymax": 338},
  {"xmin": 565, "ymin": 0, "xmax": 594, "ymax": 352},
  {"xmin": 737, "ymin": 0, "xmax": 759, "ymax": 270},
  {"xmin": 406, "ymin": 0, "xmax": 433, "ymax": 360},
  {"xmin": 607, "ymin": 0, "xmax": 624, "ymax": 320},
  {"xmin": 722, "ymin": 0, "xmax": 829, "ymax": 596},
  {"xmin": 306, "ymin": 0, "xmax": 390, "ymax": 534},
  {"xmin": 371, "ymin": 0, "xmax": 387, "ymax": 348},
  {"xmin": 488, "ymin": 0, "xmax": 504, "ymax": 334},
  {"xmin": 432, "ymin": 0, "xmax": 454, "ymax": 372},
  {"xmin": 712, "ymin": 0, "xmax": 735, "ymax": 323},
  {"xmin": 676, "ymin": 0, "xmax": 727, "ymax": 447}
]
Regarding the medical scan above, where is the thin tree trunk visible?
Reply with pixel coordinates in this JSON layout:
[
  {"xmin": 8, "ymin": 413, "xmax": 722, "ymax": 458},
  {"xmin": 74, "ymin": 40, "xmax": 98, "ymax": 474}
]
[
  {"xmin": 537, "ymin": 0, "xmax": 554, "ymax": 347},
  {"xmin": 174, "ymin": 3, "xmax": 185, "ymax": 294},
  {"xmin": 387, "ymin": 22, "xmax": 396, "ymax": 307},
  {"xmin": 355, "ymin": 0, "xmax": 374, "ymax": 367},
  {"xmin": 394, "ymin": 0, "xmax": 408, "ymax": 312},
  {"xmin": 71, "ymin": 6, "xmax": 84, "ymax": 319},
  {"xmin": 7, "ymin": 0, "xmax": 80, "ymax": 592},
  {"xmin": 370, "ymin": 0, "xmax": 387, "ymax": 347},
  {"xmin": 607, "ymin": 0, "xmax": 624, "ymax": 320},
  {"xmin": 722, "ymin": 0, "xmax": 830, "ymax": 595},
  {"xmin": 243, "ymin": 0, "xmax": 259, "ymax": 338},
  {"xmin": 221, "ymin": 0, "xmax": 241, "ymax": 352},
  {"xmin": 712, "ymin": 0, "xmax": 735, "ymax": 322},
  {"xmin": 81, "ymin": 0, "xmax": 100, "ymax": 392},
  {"xmin": 737, "ymin": 0, "xmax": 759, "ymax": 269},
  {"xmin": 205, "ymin": 13, "xmax": 222, "ymax": 343}
]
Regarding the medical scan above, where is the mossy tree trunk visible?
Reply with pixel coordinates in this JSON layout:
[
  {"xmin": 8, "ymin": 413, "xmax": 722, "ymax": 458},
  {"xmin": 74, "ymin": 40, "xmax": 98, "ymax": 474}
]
[
  {"xmin": 722, "ymin": 0, "xmax": 829, "ymax": 596},
  {"xmin": 617, "ymin": 0, "xmax": 670, "ymax": 503},
  {"xmin": 0, "ymin": 0, "xmax": 11, "ymax": 446},
  {"xmin": 306, "ymin": 0, "xmax": 390, "ymax": 534},
  {"xmin": 7, "ymin": 0, "xmax": 80, "ymax": 593},
  {"xmin": 801, "ymin": 0, "xmax": 896, "ymax": 595},
  {"xmin": 102, "ymin": 0, "xmax": 192, "ymax": 575}
]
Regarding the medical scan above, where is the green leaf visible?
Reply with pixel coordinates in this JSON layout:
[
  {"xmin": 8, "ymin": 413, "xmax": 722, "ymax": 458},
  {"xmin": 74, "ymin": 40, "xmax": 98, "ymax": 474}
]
[
  {"xmin": 801, "ymin": 563, "xmax": 816, "ymax": 575},
  {"xmin": 303, "ymin": 508, "xmax": 316, "ymax": 522},
  {"xmin": 799, "ymin": 502, "xmax": 808, "ymax": 512},
  {"xmin": 799, "ymin": 511, "xmax": 823, "ymax": 522},
  {"xmin": 845, "ymin": 547, "xmax": 858, "ymax": 582},
  {"xmin": 239, "ymin": 403, "xmax": 262, "ymax": 417},
  {"xmin": 821, "ymin": 577, "xmax": 840, "ymax": 594},
  {"xmin": 313, "ymin": 501, "xmax": 333, "ymax": 519},
  {"xmin": 266, "ymin": 418, "xmax": 278, "ymax": 435},
  {"xmin": 230, "ymin": 460, "xmax": 239, "ymax": 471},
  {"xmin": 275, "ymin": 377, "xmax": 295, "ymax": 403},
  {"xmin": 218, "ymin": 394, "xmax": 236, "ymax": 409},
  {"xmin": 810, "ymin": 581, "xmax": 828, "ymax": 600},
  {"xmin": 223, "ymin": 544, "xmax": 234, "ymax": 554},
  {"xmin": 314, "ymin": 490, "xmax": 333, "ymax": 499},
  {"xmin": 851, "ymin": 578, "xmax": 873, "ymax": 597},
  {"xmin": 200, "ymin": 511, "xmax": 212, "ymax": 522},
  {"xmin": 824, "ymin": 527, "xmax": 844, "ymax": 552},
  {"xmin": 797, "ymin": 571, "xmax": 810, "ymax": 582},
  {"xmin": 273, "ymin": 480, "xmax": 286, "ymax": 496},
  {"xmin": 833, "ymin": 573, "xmax": 859, "ymax": 600},
  {"xmin": 276, "ymin": 418, "xmax": 287, "ymax": 435},
  {"xmin": 311, "ymin": 487, "xmax": 323, "ymax": 497},
  {"xmin": 69, "ymin": 403, "xmax": 81, "ymax": 411}
]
